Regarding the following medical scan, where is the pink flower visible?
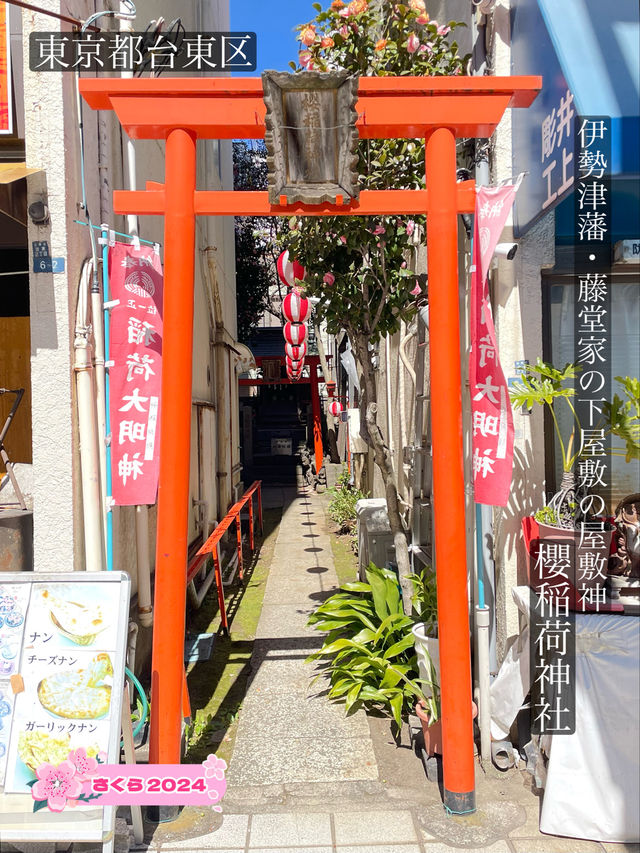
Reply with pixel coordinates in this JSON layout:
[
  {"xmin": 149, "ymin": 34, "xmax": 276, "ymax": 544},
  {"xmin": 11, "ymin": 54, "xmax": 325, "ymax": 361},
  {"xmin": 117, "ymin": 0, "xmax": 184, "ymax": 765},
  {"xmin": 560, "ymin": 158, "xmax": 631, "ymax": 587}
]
[
  {"xmin": 409, "ymin": 0, "xmax": 426, "ymax": 10},
  {"xmin": 300, "ymin": 25, "xmax": 316, "ymax": 46},
  {"xmin": 68, "ymin": 748, "xmax": 98, "ymax": 782},
  {"xmin": 323, "ymin": 272, "xmax": 336, "ymax": 286},
  {"xmin": 32, "ymin": 761, "xmax": 83, "ymax": 813},
  {"xmin": 373, "ymin": 224, "xmax": 386, "ymax": 235},
  {"xmin": 299, "ymin": 50, "xmax": 313, "ymax": 69},
  {"xmin": 410, "ymin": 281, "xmax": 422, "ymax": 296},
  {"xmin": 339, "ymin": 25, "xmax": 349, "ymax": 37},
  {"xmin": 375, "ymin": 38, "xmax": 387, "ymax": 51},
  {"xmin": 437, "ymin": 24, "xmax": 451, "ymax": 35},
  {"xmin": 417, "ymin": 13, "xmax": 430, "ymax": 24},
  {"xmin": 339, "ymin": 235, "xmax": 347, "ymax": 244},
  {"xmin": 202, "ymin": 753, "xmax": 227, "ymax": 781},
  {"xmin": 406, "ymin": 33, "xmax": 420, "ymax": 54},
  {"xmin": 339, "ymin": 6, "xmax": 351, "ymax": 16},
  {"xmin": 406, "ymin": 219, "xmax": 415, "ymax": 236},
  {"xmin": 320, "ymin": 36, "xmax": 335, "ymax": 48},
  {"xmin": 401, "ymin": 261, "xmax": 407, "ymax": 269}
]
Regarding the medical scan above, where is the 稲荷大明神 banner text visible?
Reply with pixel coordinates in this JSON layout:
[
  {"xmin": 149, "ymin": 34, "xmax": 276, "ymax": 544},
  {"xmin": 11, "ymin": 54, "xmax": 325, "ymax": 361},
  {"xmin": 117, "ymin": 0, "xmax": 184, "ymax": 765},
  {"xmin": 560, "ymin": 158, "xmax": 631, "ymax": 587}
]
[{"xmin": 29, "ymin": 32, "xmax": 256, "ymax": 72}]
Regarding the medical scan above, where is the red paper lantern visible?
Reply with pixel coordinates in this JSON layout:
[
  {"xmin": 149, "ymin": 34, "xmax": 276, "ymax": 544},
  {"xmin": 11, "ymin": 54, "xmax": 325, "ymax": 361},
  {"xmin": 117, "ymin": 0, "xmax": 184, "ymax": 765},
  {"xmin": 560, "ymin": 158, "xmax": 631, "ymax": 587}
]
[
  {"xmin": 285, "ymin": 342, "xmax": 307, "ymax": 361},
  {"xmin": 328, "ymin": 400, "xmax": 343, "ymax": 417},
  {"xmin": 283, "ymin": 322, "xmax": 307, "ymax": 346},
  {"xmin": 276, "ymin": 250, "xmax": 306, "ymax": 288},
  {"xmin": 282, "ymin": 291, "xmax": 311, "ymax": 324},
  {"xmin": 285, "ymin": 355, "xmax": 302, "ymax": 371}
]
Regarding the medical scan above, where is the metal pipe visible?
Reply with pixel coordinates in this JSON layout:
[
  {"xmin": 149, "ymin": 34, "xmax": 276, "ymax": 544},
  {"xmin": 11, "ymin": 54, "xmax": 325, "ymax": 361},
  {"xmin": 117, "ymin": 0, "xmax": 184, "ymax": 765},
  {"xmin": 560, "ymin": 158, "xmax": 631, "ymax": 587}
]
[
  {"xmin": 135, "ymin": 505, "xmax": 153, "ymax": 627},
  {"xmin": 74, "ymin": 260, "xmax": 105, "ymax": 572},
  {"xmin": 476, "ymin": 605, "xmax": 492, "ymax": 764},
  {"xmin": 120, "ymin": 7, "xmax": 153, "ymax": 626},
  {"xmin": 149, "ymin": 127, "xmax": 197, "ymax": 766},
  {"xmin": 3, "ymin": 0, "xmax": 100, "ymax": 30},
  {"xmin": 92, "ymin": 272, "xmax": 107, "ymax": 560},
  {"xmin": 101, "ymin": 229, "xmax": 115, "ymax": 573},
  {"xmin": 472, "ymin": 9, "xmax": 499, "ymax": 766},
  {"xmin": 425, "ymin": 128, "xmax": 476, "ymax": 814},
  {"xmin": 385, "ymin": 334, "xmax": 394, "ymax": 455}
]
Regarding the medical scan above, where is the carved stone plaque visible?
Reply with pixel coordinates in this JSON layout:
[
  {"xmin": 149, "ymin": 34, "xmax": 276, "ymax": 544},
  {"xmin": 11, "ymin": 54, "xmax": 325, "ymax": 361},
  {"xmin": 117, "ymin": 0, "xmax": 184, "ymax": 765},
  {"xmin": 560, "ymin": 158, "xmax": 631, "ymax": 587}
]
[{"xmin": 262, "ymin": 70, "xmax": 359, "ymax": 206}]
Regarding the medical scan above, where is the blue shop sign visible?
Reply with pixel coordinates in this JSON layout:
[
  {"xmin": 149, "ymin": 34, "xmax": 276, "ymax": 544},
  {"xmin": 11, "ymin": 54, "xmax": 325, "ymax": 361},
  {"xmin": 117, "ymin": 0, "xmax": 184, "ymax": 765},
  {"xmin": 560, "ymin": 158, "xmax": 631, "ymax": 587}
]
[{"xmin": 511, "ymin": 0, "xmax": 640, "ymax": 238}]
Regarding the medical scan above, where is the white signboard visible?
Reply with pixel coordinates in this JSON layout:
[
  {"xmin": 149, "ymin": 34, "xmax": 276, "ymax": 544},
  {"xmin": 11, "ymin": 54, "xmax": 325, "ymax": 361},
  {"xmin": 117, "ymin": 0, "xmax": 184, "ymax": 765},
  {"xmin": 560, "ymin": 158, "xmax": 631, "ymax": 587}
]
[{"xmin": 0, "ymin": 573, "xmax": 130, "ymax": 850}]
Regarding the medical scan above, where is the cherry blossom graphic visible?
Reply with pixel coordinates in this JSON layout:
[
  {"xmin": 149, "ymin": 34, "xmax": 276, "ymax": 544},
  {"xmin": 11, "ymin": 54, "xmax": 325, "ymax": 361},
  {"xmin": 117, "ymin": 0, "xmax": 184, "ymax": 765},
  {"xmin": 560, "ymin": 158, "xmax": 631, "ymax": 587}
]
[
  {"xmin": 202, "ymin": 753, "xmax": 227, "ymax": 781},
  {"xmin": 201, "ymin": 754, "xmax": 227, "ymax": 813},
  {"xmin": 31, "ymin": 761, "xmax": 83, "ymax": 813},
  {"xmin": 68, "ymin": 747, "xmax": 99, "ymax": 781}
]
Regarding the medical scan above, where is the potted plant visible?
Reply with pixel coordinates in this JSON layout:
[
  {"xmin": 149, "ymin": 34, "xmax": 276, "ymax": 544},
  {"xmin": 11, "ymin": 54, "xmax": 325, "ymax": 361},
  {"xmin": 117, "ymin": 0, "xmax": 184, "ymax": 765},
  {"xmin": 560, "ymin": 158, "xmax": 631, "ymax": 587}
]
[
  {"xmin": 409, "ymin": 568, "xmax": 477, "ymax": 756},
  {"xmin": 408, "ymin": 568, "xmax": 441, "ymax": 752},
  {"xmin": 509, "ymin": 362, "xmax": 640, "ymax": 603},
  {"xmin": 602, "ymin": 377, "xmax": 640, "ymax": 601}
]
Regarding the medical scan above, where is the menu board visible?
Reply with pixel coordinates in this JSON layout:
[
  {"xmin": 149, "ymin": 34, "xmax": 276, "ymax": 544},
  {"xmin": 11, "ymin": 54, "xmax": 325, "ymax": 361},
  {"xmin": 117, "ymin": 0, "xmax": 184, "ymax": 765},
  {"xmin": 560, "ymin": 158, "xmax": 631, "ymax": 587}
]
[{"xmin": 0, "ymin": 573, "xmax": 129, "ymax": 848}]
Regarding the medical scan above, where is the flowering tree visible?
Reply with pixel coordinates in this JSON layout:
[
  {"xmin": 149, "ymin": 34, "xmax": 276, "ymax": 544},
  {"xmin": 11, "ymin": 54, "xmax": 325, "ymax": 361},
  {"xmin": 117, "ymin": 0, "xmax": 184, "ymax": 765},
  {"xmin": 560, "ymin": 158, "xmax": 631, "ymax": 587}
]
[{"xmin": 281, "ymin": 0, "xmax": 469, "ymax": 611}]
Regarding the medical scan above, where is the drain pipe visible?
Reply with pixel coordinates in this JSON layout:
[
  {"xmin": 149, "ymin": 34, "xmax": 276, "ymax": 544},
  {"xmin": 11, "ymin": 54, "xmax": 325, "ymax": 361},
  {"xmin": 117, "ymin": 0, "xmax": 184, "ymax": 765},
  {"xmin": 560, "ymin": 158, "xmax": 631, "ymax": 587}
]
[
  {"xmin": 472, "ymin": 1, "xmax": 498, "ymax": 767},
  {"xmin": 385, "ymin": 334, "xmax": 394, "ymax": 460},
  {"xmin": 75, "ymin": 260, "xmax": 105, "ymax": 572},
  {"xmin": 121, "ymin": 7, "xmax": 153, "ymax": 628}
]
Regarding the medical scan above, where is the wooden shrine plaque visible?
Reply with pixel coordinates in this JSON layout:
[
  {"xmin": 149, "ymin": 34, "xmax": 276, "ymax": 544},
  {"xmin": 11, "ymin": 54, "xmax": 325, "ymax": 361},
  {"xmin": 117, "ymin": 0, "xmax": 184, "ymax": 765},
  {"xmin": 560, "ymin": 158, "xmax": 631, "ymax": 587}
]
[{"xmin": 262, "ymin": 70, "xmax": 359, "ymax": 206}]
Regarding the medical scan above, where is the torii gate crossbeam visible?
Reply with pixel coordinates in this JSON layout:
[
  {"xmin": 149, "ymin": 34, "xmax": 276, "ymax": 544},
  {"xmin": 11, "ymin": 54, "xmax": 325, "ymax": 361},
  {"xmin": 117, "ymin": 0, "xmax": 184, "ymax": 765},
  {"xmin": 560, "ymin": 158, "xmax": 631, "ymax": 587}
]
[{"xmin": 80, "ymin": 74, "xmax": 539, "ymax": 816}]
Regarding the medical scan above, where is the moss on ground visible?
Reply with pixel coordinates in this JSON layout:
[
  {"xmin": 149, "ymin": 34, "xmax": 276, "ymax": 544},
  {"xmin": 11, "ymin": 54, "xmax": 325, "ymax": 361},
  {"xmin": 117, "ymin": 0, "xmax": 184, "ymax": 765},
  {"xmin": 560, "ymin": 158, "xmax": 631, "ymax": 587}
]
[
  {"xmin": 320, "ymin": 493, "xmax": 359, "ymax": 588},
  {"xmin": 183, "ymin": 507, "xmax": 281, "ymax": 765}
]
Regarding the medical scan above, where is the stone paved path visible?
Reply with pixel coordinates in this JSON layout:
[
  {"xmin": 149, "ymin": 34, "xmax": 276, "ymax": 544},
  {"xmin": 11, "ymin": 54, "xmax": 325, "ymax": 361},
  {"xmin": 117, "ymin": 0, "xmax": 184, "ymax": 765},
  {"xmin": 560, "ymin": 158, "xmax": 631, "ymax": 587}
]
[
  {"xmin": 29, "ymin": 483, "xmax": 632, "ymax": 853},
  {"xmin": 225, "ymin": 484, "xmax": 378, "ymax": 789}
]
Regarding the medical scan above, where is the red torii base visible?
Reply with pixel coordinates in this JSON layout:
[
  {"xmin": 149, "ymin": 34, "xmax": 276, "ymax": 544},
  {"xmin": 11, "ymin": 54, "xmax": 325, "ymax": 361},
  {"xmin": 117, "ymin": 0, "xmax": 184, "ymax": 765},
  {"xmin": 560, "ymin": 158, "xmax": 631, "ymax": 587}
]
[{"xmin": 80, "ymin": 74, "xmax": 539, "ymax": 816}]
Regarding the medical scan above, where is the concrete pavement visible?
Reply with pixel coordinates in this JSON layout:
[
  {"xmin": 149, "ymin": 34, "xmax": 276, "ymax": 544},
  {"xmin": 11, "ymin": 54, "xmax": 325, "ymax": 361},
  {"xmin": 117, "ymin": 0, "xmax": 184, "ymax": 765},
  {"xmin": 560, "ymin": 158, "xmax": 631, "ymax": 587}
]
[{"xmin": 135, "ymin": 482, "xmax": 636, "ymax": 853}]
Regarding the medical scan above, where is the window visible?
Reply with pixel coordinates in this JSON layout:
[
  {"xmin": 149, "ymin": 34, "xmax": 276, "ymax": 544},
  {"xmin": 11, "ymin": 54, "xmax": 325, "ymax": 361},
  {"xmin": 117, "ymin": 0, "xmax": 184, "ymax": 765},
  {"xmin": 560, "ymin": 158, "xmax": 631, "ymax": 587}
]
[{"xmin": 543, "ymin": 273, "xmax": 640, "ymax": 509}]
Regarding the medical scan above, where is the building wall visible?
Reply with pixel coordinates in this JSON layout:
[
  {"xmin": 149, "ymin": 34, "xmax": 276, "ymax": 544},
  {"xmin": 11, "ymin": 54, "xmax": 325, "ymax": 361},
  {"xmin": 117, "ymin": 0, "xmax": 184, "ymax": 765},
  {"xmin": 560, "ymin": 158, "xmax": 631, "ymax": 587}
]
[
  {"xmin": 21, "ymin": 0, "xmax": 237, "ymax": 586},
  {"xmin": 23, "ymin": 1, "xmax": 101, "ymax": 573},
  {"xmin": 490, "ymin": 0, "xmax": 553, "ymax": 660}
]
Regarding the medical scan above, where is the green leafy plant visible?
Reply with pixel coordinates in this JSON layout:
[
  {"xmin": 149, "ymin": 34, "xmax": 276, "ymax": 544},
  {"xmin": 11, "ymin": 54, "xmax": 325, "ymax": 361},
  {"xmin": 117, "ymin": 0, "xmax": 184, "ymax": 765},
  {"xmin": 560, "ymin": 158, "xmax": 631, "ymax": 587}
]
[
  {"xmin": 509, "ymin": 359, "xmax": 581, "ymax": 473},
  {"xmin": 327, "ymin": 464, "xmax": 368, "ymax": 540},
  {"xmin": 533, "ymin": 505, "xmax": 559, "ymax": 526},
  {"xmin": 307, "ymin": 563, "xmax": 425, "ymax": 728},
  {"xmin": 408, "ymin": 566, "xmax": 437, "ymax": 636},
  {"xmin": 603, "ymin": 376, "xmax": 640, "ymax": 462}
]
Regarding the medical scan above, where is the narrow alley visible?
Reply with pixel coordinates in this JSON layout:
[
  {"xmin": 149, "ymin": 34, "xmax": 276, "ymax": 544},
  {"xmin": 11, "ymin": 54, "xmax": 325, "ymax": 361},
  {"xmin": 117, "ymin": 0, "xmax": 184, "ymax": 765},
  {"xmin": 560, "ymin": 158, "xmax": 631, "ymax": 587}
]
[{"xmin": 139, "ymin": 478, "xmax": 607, "ymax": 853}]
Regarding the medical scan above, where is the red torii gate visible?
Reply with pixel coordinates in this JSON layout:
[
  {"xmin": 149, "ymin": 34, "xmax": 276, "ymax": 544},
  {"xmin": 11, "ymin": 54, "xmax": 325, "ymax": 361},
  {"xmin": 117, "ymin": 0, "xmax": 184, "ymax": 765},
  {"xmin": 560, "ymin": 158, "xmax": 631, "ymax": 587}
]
[{"xmin": 80, "ymin": 74, "xmax": 539, "ymax": 815}]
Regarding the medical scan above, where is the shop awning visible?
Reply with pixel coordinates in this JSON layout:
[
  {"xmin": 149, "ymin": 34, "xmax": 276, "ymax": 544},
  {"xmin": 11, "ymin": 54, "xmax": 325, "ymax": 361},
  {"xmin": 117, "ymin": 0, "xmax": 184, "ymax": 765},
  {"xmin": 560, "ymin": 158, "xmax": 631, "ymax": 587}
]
[
  {"xmin": 537, "ymin": 0, "xmax": 640, "ymax": 175},
  {"xmin": 0, "ymin": 163, "xmax": 40, "ymax": 184}
]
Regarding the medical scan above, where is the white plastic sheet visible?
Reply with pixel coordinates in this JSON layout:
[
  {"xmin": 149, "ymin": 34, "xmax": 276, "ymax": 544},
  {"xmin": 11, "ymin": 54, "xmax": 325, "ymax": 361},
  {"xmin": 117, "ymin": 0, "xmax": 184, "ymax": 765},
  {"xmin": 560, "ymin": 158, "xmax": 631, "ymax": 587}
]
[{"xmin": 490, "ymin": 586, "xmax": 640, "ymax": 842}]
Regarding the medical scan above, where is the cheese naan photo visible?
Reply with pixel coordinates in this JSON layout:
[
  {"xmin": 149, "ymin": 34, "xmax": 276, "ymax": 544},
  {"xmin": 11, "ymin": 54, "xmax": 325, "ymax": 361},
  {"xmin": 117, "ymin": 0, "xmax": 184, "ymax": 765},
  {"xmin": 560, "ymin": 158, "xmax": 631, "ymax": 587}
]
[{"xmin": 37, "ymin": 653, "xmax": 113, "ymax": 720}]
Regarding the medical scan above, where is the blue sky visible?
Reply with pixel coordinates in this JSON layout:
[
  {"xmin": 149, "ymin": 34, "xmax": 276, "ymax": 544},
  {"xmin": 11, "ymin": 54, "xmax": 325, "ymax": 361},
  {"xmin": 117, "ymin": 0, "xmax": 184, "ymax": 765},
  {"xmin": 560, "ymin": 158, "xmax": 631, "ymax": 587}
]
[{"xmin": 230, "ymin": 0, "xmax": 320, "ymax": 74}]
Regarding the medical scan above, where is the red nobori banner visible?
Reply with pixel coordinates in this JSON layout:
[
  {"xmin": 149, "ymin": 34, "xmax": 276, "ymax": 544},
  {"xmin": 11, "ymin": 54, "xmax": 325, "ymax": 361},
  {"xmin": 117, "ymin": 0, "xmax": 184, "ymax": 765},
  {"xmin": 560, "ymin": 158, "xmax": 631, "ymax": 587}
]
[
  {"xmin": 469, "ymin": 185, "xmax": 518, "ymax": 507},
  {"xmin": 109, "ymin": 241, "xmax": 163, "ymax": 506}
]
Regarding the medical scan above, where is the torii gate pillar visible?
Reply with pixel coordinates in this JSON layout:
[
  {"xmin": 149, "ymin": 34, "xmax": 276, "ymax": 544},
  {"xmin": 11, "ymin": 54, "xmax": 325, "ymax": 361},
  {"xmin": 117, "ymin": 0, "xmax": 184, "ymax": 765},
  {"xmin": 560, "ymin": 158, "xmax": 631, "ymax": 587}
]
[{"xmin": 80, "ymin": 75, "xmax": 540, "ymax": 816}]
